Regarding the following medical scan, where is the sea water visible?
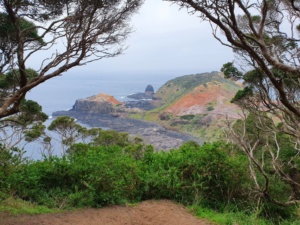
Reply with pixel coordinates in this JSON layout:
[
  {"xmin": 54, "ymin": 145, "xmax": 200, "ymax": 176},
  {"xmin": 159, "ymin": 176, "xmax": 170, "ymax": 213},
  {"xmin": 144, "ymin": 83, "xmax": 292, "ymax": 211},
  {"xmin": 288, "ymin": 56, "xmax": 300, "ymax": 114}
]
[
  {"xmin": 24, "ymin": 71, "xmax": 178, "ymax": 159},
  {"xmin": 27, "ymin": 72, "xmax": 176, "ymax": 116}
]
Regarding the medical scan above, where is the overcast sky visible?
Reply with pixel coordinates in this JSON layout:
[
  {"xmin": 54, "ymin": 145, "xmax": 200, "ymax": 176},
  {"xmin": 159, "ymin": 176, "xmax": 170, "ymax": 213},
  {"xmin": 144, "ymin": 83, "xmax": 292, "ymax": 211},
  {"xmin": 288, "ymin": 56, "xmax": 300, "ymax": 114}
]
[{"xmin": 70, "ymin": 0, "xmax": 233, "ymax": 77}]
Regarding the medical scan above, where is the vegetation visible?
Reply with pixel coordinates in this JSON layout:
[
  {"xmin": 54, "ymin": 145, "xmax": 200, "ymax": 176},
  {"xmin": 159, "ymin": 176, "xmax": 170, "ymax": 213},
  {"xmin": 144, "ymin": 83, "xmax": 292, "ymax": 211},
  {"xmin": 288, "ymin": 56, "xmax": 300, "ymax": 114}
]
[
  {"xmin": 163, "ymin": 0, "xmax": 300, "ymax": 208},
  {"xmin": 1, "ymin": 117, "xmax": 300, "ymax": 223},
  {"xmin": 154, "ymin": 72, "xmax": 240, "ymax": 108},
  {"xmin": 0, "ymin": 0, "xmax": 143, "ymax": 119},
  {"xmin": 1, "ymin": 0, "xmax": 300, "ymax": 223}
]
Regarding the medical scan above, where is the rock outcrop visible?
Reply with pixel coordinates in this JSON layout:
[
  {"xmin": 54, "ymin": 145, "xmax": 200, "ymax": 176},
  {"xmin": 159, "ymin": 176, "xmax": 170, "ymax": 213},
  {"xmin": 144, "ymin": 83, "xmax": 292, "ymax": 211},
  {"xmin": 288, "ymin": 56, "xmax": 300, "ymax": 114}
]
[
  {"xmin": 52, "ymin": 111, "xmax": 201, "ymax": 150},
  {"xmin": 72, "ymin": 93, "xmax": 122, "ymax": 114},
  {"xmin": 127, "ymin": 84, "xmax": 155, "ymax": 100},
  {"xmin": 145, "ymin": 84, "xmax": 154, "ymax": 95}
]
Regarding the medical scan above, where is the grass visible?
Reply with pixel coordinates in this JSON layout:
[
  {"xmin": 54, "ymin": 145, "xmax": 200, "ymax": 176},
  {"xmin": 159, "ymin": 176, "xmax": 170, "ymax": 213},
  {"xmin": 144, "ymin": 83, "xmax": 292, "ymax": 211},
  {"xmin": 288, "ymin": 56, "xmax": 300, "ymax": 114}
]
[
  {"xmin": 188, "ymin": 205, "xmax": 269, "ymax": 225},
  {"xmin": 188, "ymin": 205, "xmax": 300, "ymax": 225},
  {"xmin": 1, "ymin": 197, "xmax": 300, "ymax": 225},
  {"xmin": 0, "ymin": 197, "xmax": 58, "ymax": 215}
]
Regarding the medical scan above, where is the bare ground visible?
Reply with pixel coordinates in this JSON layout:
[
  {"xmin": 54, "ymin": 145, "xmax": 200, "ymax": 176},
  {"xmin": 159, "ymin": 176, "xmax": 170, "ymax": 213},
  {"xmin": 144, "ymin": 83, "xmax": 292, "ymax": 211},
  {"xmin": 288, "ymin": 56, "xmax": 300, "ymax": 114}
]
[{"xmin": 0, "ymin": 200, "xmax": 214, "ymax": 225}]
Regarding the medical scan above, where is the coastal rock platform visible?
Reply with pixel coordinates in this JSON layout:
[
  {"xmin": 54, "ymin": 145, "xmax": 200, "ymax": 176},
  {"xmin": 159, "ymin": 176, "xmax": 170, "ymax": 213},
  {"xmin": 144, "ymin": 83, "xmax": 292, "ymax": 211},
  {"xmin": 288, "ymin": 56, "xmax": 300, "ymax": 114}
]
[{"xmin": 52, "ymin": 110, "xmax": 201, "ymax": 150}]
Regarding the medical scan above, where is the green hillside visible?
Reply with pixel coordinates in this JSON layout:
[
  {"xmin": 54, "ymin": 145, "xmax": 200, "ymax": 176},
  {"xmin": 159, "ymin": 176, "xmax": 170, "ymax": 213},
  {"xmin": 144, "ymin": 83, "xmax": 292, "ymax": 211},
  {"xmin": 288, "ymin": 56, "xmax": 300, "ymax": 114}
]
[
  {"xmin": 154, "ymin": 71, "xmax": 240, "ymax": 108},
  {"xmin": 130, "ymin": 71, "xmax": 242, "ymax": 142}
]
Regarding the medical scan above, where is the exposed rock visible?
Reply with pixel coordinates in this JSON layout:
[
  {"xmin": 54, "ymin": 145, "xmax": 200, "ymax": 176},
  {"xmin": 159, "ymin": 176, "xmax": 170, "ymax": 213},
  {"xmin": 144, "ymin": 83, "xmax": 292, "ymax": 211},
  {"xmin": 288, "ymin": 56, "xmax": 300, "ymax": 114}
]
[
  {"xmin": 145, "ymin": 84, "xmax": 154, "ymax": 95},
  {"xmin": 127, "ymin": 84, "xmax": 155, "ymax": 100},
  {"xmin": 125, "ymin": 100, "xmax": 155, "ymax": 110},
  {"xmin": 52, "ymin": 111, "xmax": 201, "ymax": 151},
  {"xmin": 72, "ymin": 93, "xmax": 122, "ymax": 114}
]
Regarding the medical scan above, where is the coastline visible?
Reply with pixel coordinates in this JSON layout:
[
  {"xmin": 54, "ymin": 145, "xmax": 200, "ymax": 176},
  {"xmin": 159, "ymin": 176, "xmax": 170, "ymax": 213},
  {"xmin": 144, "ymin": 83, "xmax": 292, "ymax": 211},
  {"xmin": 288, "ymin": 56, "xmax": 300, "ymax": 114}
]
[{"xmin": 53, "ymin": 110, "xmax": 202, "ymax": 150}]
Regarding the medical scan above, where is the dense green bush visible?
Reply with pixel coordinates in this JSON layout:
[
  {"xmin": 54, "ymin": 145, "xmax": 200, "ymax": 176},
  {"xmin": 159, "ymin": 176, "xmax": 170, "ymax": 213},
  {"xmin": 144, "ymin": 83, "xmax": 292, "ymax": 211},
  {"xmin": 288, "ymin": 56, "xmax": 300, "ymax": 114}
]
[
  {"xmin": 5, "ymin": 142, "xmax": 249, "ymax": 209},
  {"xmin": 3, "ymin": 140, "xmax": 298, "ymax": 222},
  {"xmin": 140, "ymin": 142, "xmax": 249, "ymax": 208},
  {"xmin": 7, "ymin": 146, "xmax": 141, "ymax": 208}
]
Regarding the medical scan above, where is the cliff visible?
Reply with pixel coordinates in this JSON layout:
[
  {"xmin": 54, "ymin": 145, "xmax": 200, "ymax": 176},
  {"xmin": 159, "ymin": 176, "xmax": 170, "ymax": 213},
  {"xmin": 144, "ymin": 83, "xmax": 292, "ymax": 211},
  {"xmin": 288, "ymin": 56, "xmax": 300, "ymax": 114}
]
[{"xmin": 72, "ymin": 93, "xmax": 122, "ymax": 114}]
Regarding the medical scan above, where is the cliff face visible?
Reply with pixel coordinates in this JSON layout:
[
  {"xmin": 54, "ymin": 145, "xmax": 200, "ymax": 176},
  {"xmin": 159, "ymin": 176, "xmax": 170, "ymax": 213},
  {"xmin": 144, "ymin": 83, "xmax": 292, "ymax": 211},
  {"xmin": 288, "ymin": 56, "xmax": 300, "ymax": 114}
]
[{"xmin": 72, "ymin": 93, "xmax": 122, "ymax": 114}]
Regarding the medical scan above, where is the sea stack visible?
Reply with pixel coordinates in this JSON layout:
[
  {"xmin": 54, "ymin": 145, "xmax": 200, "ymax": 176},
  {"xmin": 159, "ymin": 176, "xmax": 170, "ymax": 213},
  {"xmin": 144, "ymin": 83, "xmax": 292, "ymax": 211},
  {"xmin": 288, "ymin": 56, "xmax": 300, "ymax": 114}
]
[
  {"xmin": 145, "ymin": 84, "xmax": 154, "ymax": 96},
  {"xmin": 127, "ymin": 84, "xmax": 155, "ymax": 100}
]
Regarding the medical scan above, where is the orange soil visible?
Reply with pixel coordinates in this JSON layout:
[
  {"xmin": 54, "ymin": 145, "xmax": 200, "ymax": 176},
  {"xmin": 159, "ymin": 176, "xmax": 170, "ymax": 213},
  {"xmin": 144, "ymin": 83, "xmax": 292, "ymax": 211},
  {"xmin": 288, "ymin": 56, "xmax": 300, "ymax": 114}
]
[
  {"xmin": 165, "ymin": 83, "xmax": 240, "ymax": 118},
  {"xmin": 0, "ymin": 200, "xmax": 214, "ymax": 225},
  {"xmin": 88, "ymin": 93, "xmax": 122, "ymax": 105}
]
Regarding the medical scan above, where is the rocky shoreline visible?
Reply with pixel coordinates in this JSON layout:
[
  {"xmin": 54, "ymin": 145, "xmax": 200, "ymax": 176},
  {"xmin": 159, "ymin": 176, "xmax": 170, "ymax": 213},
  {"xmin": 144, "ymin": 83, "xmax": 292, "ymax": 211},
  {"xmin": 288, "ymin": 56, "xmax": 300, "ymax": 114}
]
[{"xmin": 52, "ymin": 110, "xmax": 202, "ymax": 150}]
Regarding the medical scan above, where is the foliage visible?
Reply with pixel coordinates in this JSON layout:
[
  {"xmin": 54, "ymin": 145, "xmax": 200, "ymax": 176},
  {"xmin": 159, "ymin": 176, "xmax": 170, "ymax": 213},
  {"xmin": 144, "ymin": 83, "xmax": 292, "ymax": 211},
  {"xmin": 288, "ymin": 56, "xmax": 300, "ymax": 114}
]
[
  {"xmin": 189, "ymin": 205, "xmax": 269, "ymax": 225},
  {"xmin": 0, "ymin": 0, "xmax": 143, "ymax": 118},
  {"xmin": 7, "ymin": 146, "xmax": 141, "ymax": 208},
  {"xmin": 221, "ymin": 62, "xmax": 243, "ymax": 80},
  {"xmin": 0, "ymin": 13, "xmax": 44, "ymax": 45},
  {"xmin": 0, "ymin": 99, "xmax": 48, "ymax": 150},
  {"xmin": 0, "ymin": 197, "xmax": 56, "ymax": 215},
  {"xmin": 180, "ymin": 114, "xmax": 195, "ymax": 120},
  {"xmin": 3, "ymin": 142, "xmax": 247, "ymax": 208},
  {"xmin": 154, "ymin": 72, "xmax": 240, "ymax": 108},
  {"xmin": 1, "ymin": 135, "xmax": 299, "ymax": 222},
  {"xmin": 48, "ymin": 116, "xmax": 85, "ymax": 153},
  {"xmin": 0, "ymin": 144, "xmax": 24, "ymax": 193},
  {"xmin": 165, "ymin": 0, "xmax": 300, "ymax": 207},
  {"xmin": 140, "ymin": 142, "xmax": 249, "ymax": 208}
]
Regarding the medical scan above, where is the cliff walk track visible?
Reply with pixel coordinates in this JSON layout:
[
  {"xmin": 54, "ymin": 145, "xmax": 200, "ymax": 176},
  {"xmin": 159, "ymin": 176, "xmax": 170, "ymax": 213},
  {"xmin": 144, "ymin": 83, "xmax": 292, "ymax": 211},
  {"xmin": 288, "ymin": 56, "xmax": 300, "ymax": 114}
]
[{"xmin": 1, "ymin": 200, "xmax": 214, "ymax": 225}]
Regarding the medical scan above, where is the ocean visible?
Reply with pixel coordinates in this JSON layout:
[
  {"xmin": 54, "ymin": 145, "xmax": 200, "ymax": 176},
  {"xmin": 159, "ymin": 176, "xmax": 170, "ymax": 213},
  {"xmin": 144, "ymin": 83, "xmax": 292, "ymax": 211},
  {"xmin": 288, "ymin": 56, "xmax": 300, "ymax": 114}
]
[{"xmin": 27, "ymin": 72, "xmax": 177, "ymax": 116}]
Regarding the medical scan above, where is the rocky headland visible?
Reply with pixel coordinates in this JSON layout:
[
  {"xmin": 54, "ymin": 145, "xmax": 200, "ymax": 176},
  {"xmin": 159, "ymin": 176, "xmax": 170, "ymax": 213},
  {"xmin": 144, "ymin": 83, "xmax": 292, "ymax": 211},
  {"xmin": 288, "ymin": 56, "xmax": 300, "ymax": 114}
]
[
  {"xmin": 72, "ymin": 93, "xmax": 122, "ymax": 114},
  {"xmin": 53, "ymin": 72, "xmax": 242, "ymax": 147},
  {"xmin": 53, "ymin": 88, "xmax": 201, "ymax": 150}
]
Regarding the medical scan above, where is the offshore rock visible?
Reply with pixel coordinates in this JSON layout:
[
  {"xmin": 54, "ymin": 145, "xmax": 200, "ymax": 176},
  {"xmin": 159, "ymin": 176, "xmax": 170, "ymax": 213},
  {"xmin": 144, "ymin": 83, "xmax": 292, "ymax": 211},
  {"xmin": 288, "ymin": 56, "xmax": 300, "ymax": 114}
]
[
  {"xmin": 145, "ymin": 84, "xmax": 154, "ymax": 95},
  {"xmin": 127, "ymin": 84, "xmax": 155, "ymax": 100}
]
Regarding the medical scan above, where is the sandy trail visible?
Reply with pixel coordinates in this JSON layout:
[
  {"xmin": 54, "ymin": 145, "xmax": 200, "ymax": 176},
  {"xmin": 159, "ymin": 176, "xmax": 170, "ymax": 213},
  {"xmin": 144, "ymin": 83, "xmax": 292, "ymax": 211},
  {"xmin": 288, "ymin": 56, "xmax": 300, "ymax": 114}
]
[{"xmin": 1, "ymin": 200, "xmax": 214, "ymax": 225}]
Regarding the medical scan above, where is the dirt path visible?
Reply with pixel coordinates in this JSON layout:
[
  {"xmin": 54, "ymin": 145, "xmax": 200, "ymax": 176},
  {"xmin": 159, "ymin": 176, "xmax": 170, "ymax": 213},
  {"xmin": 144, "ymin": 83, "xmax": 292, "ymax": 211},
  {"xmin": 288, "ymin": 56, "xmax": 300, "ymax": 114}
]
[{"xmin": 1, "ymin": 200, "xmax": 214, "ymax": 225}]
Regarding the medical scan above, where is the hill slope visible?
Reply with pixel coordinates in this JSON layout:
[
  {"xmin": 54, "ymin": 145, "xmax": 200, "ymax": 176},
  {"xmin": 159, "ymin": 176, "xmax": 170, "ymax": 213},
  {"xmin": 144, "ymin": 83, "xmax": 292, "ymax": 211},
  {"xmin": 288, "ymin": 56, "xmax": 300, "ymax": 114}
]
[{"xmin": 130, "ymin": 72, "xmax": 242, "ymax": 142}]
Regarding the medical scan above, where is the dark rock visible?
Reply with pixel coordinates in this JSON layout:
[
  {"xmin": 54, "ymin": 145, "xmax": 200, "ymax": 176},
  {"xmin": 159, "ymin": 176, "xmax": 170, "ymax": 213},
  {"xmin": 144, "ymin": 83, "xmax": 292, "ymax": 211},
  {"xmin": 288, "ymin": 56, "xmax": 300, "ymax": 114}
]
[
  {"xmin": 145, "ymin": 84, "xmax": 154, "ymax": 95},
  {"xmin": 51, "ymin": 110, "xmax": 202, "ymax": 151},
  {"xmin": 127, "ymin": 84, "xmax": 155, "ymax": 100},
  {"xmin": 73, "ymin": 99, "xmax": 113, "ymax": 114},
  {"xmin": 127, "ymin": 93, "xmax": 153, "ymax": 100},
  {"xmin": 159, "ymin": 112, "xmax": 171, "ymax": 121},
  {"xmin": 125, "ymin": 100, "xmax": 155, "ymax": 110}
]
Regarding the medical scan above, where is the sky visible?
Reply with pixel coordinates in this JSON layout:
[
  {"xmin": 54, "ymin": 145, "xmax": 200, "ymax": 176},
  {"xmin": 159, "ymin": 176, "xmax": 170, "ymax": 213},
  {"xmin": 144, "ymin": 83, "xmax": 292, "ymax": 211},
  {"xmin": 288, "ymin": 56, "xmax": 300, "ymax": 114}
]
[
  {"xmin": 60, "ymin": 0, "xmax": 234, "ymax": 77},
  {"xmin": 26, "ymin": 0, "xmax": 235, "ymax": 114}
]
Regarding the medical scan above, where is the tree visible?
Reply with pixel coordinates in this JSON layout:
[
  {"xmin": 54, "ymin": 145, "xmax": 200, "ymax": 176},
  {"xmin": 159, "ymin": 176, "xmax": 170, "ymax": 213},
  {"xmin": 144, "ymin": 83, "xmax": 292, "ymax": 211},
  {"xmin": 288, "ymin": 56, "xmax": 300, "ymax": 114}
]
[
  {"xmin": 0, "ymin": 0, "xmax": 143, "ymax": 118},
  {"xmin": 220, "ymin": 62, "xmax": 243, "ymax": 80},
  {"xmin": 165, "ymin": 0, "xmax": 300, "ymax": 118},
  {"xmin": 225, "ymin": 66, "xmax": 300, "ymax": 206},
  {"xmin": 0, "ymin": 99, "xmax": 48, "ymax": 149},
  {"xmin": 48, "ymin": 116, "xmax": 85, "ymax": 154},
  {"xmin": 164, "ymin": 0, "xmax": 300, "ymax": 206}
]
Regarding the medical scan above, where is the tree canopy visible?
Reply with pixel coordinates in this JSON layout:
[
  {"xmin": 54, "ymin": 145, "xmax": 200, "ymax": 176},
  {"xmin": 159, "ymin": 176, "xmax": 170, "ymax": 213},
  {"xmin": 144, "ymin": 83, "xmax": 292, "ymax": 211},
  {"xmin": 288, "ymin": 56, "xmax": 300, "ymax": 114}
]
[
  {"xmin": 164, "ymin": 0, "xmax": 300, "ymax": 206},
  {"xmin": 0, "ymin": 0, "xmax": 143, "ymax": 118},
  {"xmin": 165, "ymin": 0, "xmax": 300, "ymax": 118}
]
